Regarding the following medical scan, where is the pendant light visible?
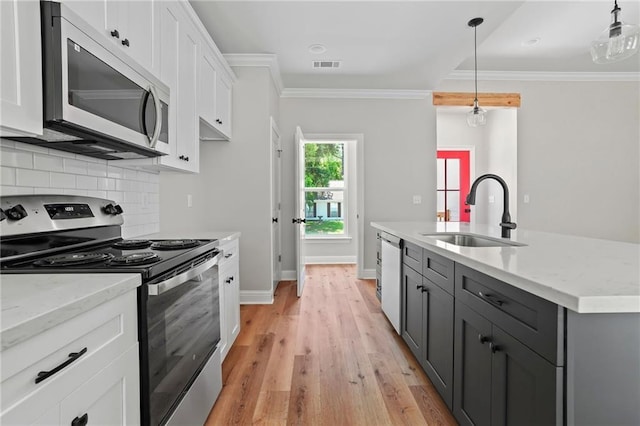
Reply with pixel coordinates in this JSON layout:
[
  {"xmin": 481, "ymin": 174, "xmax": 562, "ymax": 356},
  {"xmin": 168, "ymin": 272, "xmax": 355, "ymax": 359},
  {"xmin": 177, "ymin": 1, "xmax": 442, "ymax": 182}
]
[
  {"xmin": 467, "ymin": 17, "xmax": 486, "ymax": 127},
  {"xmin": 591, "ymin": 0, "xmax": 640, "ymax": 64}
]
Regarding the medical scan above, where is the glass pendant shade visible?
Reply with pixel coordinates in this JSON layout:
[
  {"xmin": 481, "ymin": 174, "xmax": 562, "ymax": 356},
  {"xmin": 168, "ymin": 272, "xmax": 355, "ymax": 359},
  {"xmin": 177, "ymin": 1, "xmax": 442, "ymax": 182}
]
[
  {"xmin": 591, "ymin": 2, "xmax": 640, "ymax": 63},
  {"xmin": 467, "ymin": 101, "xmax": 487, "ymax": 127}
]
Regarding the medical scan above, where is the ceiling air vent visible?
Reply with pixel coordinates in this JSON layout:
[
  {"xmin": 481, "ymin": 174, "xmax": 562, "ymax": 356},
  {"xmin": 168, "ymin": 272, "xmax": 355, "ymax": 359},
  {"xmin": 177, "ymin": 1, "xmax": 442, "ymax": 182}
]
[{"xmin": 313, "ymin": 60, "xmax": 341, "ymax": 69}]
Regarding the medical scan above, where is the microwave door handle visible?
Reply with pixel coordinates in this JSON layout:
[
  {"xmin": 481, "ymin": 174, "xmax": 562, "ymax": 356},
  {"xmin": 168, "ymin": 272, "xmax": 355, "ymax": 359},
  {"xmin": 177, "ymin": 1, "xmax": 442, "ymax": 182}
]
[
  {"xmin": 147, "ymin": 85, "xmax": 163, "ymax": 149},
  {"xmin": 147, "ymin": 255, "xmax": 219, "ymax": 296}
]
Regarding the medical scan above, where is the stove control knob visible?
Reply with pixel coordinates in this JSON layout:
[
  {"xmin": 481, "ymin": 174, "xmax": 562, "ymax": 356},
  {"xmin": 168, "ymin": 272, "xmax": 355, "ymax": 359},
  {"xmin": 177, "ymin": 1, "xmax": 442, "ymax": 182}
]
[
  {"xmin": 6, "ymin": 204, "xmax": 28, "ymax": 221},
  {"xmin": 0, "ymin": 209, "xmax": 6, "ymax": 222},
  {"xmin": 103, "ymin": 203, "xmax": 118, "ymax": 215},
  {"xmin": 114, "ymin": 204, "xmax": 123, "ymax": 214}
]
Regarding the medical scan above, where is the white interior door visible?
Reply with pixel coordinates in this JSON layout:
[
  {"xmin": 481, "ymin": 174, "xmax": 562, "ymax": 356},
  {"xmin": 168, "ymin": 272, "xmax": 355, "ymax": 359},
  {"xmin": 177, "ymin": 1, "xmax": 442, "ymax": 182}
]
[
  {"xmin": 295, "ymin": 127, "xmax": 306, "ymax": 296},
  {"xmin": 270, "ymin": 117, "xmax": 282, "ymax": 294}
]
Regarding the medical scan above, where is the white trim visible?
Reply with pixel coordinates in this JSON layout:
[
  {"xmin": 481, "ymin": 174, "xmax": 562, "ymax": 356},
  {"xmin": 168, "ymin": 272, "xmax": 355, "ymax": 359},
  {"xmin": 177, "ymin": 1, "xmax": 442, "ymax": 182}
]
[
  {"xmin": 362, "ymin": 269, "xmax": 376, "ymax": 280},
  {"xmin": 223, "ymin": 54, "xmax": 284, "ymax": 95},
  {"xmin": 305, "ymin": 236, "xmax": 353, "ymax": 243},
  {"xmin": 239, "ymin": 290, "xmax": 274, "ymax": 305},
  {"xmin": 446, "ymin": 70, "xmax": 640, "ymax": 82},
  {"xmin": 305, "ymin": 256, "xmax": 356, "ymax": 264},
  {"xmin": 281, "ymin": 270, "xmax": 296, "ymax": 281},
  {"xmin": 281, "ymin": 88, "xmax": 432, "ymax": 99}
]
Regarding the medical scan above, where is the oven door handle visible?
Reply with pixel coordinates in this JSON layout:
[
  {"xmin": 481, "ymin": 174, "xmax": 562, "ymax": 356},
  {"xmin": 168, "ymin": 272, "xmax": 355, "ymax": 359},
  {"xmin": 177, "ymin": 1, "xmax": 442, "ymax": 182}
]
[{"xmin": 148, "ymin": 255, "xmax": 218, "ymax": 296}]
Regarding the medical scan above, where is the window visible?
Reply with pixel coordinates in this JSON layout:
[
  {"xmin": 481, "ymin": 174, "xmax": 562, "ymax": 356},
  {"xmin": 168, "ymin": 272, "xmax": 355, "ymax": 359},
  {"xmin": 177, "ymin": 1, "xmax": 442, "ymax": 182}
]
[{"xmin": 304, "ymin": 142, "xmax": 346, "ymax": 236}]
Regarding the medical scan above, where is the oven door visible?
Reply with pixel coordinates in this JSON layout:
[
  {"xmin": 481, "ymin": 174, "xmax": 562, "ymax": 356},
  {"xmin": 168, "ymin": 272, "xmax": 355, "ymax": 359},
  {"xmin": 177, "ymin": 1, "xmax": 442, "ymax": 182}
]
[{"xmin": 139, "ymin": 254, "xmax": 220, "ymax": 426}]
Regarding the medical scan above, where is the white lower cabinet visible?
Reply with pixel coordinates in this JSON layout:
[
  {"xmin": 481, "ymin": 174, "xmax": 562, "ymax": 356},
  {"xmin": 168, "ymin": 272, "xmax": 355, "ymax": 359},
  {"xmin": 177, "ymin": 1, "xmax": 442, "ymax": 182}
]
[
  {"xmin": 0, "ymin": 290, "xmax": 140, "ymax": 425},
  {"xmin": 218, "ymin": 238, "xmax": 240, "ymax": 361}
]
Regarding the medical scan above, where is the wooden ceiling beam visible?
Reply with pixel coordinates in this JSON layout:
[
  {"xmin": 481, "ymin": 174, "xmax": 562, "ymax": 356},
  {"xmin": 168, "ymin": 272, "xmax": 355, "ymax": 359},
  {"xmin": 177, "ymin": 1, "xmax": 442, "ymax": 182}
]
[{"xmin": 432, "ymin": 92, "xmax": 521, "ymax": 108}]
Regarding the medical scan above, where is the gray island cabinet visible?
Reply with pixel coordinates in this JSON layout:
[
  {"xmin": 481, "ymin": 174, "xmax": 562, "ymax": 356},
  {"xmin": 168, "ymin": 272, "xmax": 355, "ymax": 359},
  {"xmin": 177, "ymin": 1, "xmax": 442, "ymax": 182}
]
[{"xmin": 372, "ymin": 222, "xmax": 640, "ymax": 426}]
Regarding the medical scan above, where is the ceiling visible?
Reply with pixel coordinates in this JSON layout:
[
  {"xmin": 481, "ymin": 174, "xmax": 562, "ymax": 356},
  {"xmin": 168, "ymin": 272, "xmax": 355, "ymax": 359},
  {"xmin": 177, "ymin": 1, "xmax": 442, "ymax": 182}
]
[{"xmin": 190, "ymin": 1, "xmax": 640, "ymax": 90}]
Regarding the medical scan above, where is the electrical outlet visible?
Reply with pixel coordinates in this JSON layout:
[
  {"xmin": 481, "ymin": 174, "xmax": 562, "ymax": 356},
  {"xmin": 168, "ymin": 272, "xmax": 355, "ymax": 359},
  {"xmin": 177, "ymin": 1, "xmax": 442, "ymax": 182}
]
[
  {"xmin": 187, "ymin": 194, "xmax": 193, "ymax": 208},
  {"xmin": 524, "ymin": 194, "xmax": 530, "ymax": 203},
  {"xmin": 413, "ymin": 195, "xmax": 422, "ymax": 205}
]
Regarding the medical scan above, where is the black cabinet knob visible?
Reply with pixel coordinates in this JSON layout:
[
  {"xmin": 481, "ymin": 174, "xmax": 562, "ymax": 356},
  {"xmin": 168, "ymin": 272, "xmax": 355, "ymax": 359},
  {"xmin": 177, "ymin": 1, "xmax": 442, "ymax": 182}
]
[
  {"xmin": 6, "ymin": 204, "xmax": 28, "ymax": 221},
  {"xmin": 416, "ymin": 284, "xmax": 423, "ymax": 290},
  {"xmin": 272, "ymin": 217, "xmax": 278, "ymax": 223},
  {"xmin": 489, "ymin": 342, "xmax": 500, "ymax": 353},
  {"xmin": 421, "ymin": 287, "xmax": 428, "ymax": 293},
  {"xmin": 71, "ymin": 413, "xmax": 88, "ymax": 426},
  {"xmin": 110, "ymin": 29, "xmax": 119, "ymax": 38},
  {"xmin": 121, "ymin": 38, "xmax": 130, "ymax": 47},
  {"xmin": 114, "ymin": 204, "xmax": 123, "ymax": 214},
  {"xmin": 478, "ymin": 334, "xmax": 489, "ymax": 344},
  {"xmin": 185, "ymin": 156, "xmax": 189, "ymax": 162}
]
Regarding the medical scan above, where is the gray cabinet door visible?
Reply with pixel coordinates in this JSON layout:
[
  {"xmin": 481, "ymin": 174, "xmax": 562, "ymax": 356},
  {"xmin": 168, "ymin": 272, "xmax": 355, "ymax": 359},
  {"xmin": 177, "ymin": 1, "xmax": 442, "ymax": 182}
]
[
  {"xmin": 490, "ymin": 326, "xmax": 561, "ymax": 426},
  {"xmin": 454, "ymin": 301, "xmax": 492, "ymax": 426},
  {"xmin": 401, "ymin": 265, "xmax": 423, "ymax": 359},
  {"xmin": 421, "ymin": 278, "xmax": 454, "ymax": 409}
]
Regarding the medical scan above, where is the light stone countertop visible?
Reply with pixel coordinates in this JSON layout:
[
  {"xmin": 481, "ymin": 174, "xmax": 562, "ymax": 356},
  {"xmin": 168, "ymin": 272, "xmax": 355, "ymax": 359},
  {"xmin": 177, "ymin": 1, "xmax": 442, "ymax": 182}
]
[
  {"xmin": 371, "ymin": 222, "xmax": 640, "ymax": 314},
  {"xmin": 0, "ymin": 273, "xmax": 141, "ymax": 351}
]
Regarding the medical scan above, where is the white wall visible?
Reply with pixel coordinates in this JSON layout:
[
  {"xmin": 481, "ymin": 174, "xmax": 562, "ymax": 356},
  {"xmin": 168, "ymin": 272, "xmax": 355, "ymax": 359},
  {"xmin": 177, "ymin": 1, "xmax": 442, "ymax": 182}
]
[
  {"xmin": 159, "ymin": 67, "xmax": 278, "ymax": 296},
  {"xmin": 280, "ymin": 96, "xmax": 437, "ymax": 274},
  {"xmin": 0, "ymin": 139, "xmax": 160, "ymax": 237},
  {"xmin": 437, "ymin": 79, "xmax": 640, "ymax": 243},
  {"xmin": 437, "ymin": 108, "xmax": 518, "ymax": 227}
]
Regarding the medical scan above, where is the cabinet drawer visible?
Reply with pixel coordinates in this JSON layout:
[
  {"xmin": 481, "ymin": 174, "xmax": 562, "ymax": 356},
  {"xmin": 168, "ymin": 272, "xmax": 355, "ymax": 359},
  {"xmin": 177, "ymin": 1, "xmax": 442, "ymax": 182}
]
[
  {"xmin": 218, "ymin": 238, "xmax": 239, "ymax": 267},
  {"xmin": 403, "ymin": 241, "xmax": 422, "ymax": 273},
  {"xmin": 1, "ymin": 291, "xmax": 138, "ymax": 415},
  {"xmin": 455, "ymin": 264, "xmax": 561, "ymax": 364},
  {"xmin": 422, "ymin": 248, "xmax": 454, "ymax": 295}
]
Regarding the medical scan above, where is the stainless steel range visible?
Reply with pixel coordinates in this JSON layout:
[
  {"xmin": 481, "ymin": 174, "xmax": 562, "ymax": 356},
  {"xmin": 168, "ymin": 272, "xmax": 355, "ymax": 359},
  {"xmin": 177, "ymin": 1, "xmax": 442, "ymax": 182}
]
[{"xmin": 0, "ymin": 195, "xmax": 222, "ymax": 425}]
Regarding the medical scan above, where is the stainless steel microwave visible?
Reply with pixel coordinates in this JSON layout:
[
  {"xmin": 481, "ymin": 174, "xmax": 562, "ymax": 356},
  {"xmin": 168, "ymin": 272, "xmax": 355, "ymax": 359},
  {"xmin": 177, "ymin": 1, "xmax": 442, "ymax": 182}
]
[{"xmin": 8, "ymin": 1, "xmax": 170, "ymax": 160}]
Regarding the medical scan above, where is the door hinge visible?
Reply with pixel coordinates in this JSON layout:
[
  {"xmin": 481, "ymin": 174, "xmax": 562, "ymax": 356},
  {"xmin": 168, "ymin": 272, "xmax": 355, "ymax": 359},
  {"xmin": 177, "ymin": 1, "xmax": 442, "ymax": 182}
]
[
  {"xmin": 278, "ymin": 254, "xmax": 281, "ymax": 262},
  {"xmin": 277, "ymin": 149, "xmax": 282, "ymax": 158}
]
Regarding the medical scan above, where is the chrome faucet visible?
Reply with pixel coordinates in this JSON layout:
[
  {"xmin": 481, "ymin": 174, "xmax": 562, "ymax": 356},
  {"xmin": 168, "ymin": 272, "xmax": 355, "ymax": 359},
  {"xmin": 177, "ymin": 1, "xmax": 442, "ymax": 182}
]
[{"xmin": 466, "ymin": 174, "xmax": 517, "ymax": 238}]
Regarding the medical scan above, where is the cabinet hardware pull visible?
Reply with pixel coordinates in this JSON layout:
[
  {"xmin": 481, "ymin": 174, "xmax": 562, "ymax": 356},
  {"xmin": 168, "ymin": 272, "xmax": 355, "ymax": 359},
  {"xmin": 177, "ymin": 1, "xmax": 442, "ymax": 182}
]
[
  {"xmin": 110, "ymin": 29, "xmax": 119, "ymax": 38},
  {"xmin": 489, "ymin": 342, "xmax": 500, "ymax": 353},
  {"xmin": 421, "ymin": 287, "xmax": 428, "ymax": 293},
  {"xmin": 71, "ymin": 413, "xmax": 88, "ymax": 426},
  {"xmin": 478, "ymin": 334, "xmax": 489, "ymax": 344},
  {"xmin": 121, "ymin": 38, "xmax": 130, "ymax": 47},
  {"xmin": 272, "ymin": 217, "xmax": 278, "ymax": 223},
  {"xmin": 478, "ymin": 291, "xmax": 504, "ymax": 306},
  {"xmin": 226, "ymin": 277, "xmax": 232, "ymax": 284},
  {"xmin": 416, "ymin": 284, "xmax": 423, "ymax": 290},
  {"xmin": 224, "ymin": 253, "xmax": 232, "ymax": 259},
  {"xmin": 35, "ymin": 347, "xmax": 87, "ymax": 384}
]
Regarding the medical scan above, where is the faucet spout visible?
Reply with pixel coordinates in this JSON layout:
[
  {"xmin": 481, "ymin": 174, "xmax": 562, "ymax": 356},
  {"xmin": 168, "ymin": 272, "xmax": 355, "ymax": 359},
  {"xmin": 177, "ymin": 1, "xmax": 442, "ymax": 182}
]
[{"xmin": 466, "ymin": 173, "xmax": 517, "ymax": 238}]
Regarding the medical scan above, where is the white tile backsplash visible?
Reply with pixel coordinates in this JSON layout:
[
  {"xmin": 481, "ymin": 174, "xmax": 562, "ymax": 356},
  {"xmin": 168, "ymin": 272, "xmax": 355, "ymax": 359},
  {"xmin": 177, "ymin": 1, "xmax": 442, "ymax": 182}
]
[{"xmin": 0, "ymin": 140, "xmax": 160, "ymax": 237}]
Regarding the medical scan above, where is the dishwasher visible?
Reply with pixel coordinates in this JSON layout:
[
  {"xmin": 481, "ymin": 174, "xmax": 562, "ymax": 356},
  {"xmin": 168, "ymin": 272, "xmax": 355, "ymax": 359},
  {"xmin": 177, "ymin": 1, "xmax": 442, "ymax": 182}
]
[{"xmin": 380, "ymin": 232, "xmax": 403, "ymax": 334}]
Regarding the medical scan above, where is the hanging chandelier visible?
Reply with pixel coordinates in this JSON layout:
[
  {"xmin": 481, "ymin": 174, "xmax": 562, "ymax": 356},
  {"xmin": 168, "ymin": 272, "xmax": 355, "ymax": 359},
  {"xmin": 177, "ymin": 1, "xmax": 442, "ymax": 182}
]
[
  {"xmin": 467, "ymin": 17, "xmax": 486, "ymax": 127},
  {"xmin": 591, "ymin": 0, "xmax": 640, "ymax": 64}
]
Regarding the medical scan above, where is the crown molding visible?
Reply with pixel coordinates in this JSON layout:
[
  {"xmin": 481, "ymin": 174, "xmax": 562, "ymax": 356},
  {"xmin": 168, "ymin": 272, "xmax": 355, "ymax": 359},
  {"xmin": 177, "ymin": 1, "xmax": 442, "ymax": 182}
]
[
  {"xmin": 447, "ymin": 70, "xmax": 640, "ymax": 82},
  {"xmin": 281, "ymin": 88, "xmax": 432, "ymax": 99},
  {"xmin": 223, "ymin": 54, "xmax": 284, "ymax": 95}
]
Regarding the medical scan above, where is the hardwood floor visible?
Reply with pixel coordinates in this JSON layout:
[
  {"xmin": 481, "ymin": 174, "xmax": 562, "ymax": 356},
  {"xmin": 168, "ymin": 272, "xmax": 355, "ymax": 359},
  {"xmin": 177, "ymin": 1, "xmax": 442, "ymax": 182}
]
[{"xmin": 206, "ymin": 264, "xmax": 457, "ymax": 425}]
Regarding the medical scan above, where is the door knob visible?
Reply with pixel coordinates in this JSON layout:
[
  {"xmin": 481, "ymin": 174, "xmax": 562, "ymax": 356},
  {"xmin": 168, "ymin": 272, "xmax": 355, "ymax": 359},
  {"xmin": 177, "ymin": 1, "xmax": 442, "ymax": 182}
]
[{"xmin": 272, "ymin": 217, "xmax": 278, "ymax": 223}]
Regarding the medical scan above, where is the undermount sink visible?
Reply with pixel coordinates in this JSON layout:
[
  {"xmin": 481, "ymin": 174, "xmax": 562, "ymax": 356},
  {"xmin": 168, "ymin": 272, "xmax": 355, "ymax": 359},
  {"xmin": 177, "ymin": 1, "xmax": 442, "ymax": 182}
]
[{"xmin": 420, "ymin": 233, "xmax": 527, "ymax": 248}]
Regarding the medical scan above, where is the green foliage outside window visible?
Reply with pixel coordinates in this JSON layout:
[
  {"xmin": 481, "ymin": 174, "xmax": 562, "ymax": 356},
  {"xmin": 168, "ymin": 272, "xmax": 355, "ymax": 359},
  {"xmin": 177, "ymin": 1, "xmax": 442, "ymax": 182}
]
[{"xmin": 304, "ymin": 143, "xmax": 344, "ymax": 211}]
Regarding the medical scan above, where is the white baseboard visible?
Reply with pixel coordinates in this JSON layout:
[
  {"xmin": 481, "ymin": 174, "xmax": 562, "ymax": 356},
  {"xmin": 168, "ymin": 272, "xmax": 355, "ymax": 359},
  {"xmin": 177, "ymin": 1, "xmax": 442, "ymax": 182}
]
[
  {"xmin": 281, "ymin": 270, "xmax": 296, "ymax": 281},
  {"xmin": 361, "ymin": 268, "xmax": 376, "ymax": 279},
  {"xmin": 239, "ymin": 290, "xmax": 274, "ymax": 305},
  {"xmin": 305, "ymin": 256, "xmax": 356, "ymax": 264}
]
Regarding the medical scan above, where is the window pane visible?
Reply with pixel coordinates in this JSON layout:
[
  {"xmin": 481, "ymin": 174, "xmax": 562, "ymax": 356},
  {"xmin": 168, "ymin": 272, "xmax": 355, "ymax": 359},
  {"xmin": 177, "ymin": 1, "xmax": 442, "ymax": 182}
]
[
  {"xmin": 447, "ymin": 190, "xmax": 460, "ymax": 222},
  {"xmin": 304, "ymin": 190, "xmax": 344, "ymax": 235},
  {"xmin": 447, "ymin": 159, "xmax": 460, "ymax": 189},
  {"xmin": 437, "ymin": 159, "xmax": 445, "ymax": 190},
  {"xmin": 305, "ymin": 143, "xmax": 344, "ymax": 187},
  {"xmin": 437, "ymin": 191, "xmax": 445, "ymax": 211}
]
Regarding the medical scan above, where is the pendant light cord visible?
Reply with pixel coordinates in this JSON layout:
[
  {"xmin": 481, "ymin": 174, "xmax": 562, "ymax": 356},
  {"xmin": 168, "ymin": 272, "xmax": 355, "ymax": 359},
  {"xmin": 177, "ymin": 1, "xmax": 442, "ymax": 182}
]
[{"xmin": 474, "ymin": 24, "xmax": 478, "ymax": 104}]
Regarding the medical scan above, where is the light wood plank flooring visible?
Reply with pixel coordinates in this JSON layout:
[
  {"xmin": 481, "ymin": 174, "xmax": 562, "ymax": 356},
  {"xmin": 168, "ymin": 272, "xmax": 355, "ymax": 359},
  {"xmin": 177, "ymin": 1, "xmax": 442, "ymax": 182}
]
[{"xmin": 206, "ymin": 264, "xmax": 457, "ymax": 425}]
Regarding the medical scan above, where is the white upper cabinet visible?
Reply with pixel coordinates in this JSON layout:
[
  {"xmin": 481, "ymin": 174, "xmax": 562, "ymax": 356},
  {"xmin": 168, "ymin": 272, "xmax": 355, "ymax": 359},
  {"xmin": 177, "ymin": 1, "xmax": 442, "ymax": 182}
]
[
  {"xmin": 63, "ymin": 0, "xmax": 160, "ymax": 77},
  {"xmin": 199, "ymin": 43, "xmax": 233, "ymax": 141},
  {"xmin": 0, "ymin": 0, "xmax": 43, "ymax": 137},
  {"xmin": 157, "ymin": 1, "xmax": 200, "ymax": 173}
]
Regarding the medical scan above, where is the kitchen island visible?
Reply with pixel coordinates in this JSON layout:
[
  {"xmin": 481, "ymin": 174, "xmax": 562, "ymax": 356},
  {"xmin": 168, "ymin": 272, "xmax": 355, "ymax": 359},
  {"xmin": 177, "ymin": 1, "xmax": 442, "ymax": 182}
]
[{"xmin": 372, "ymin": 221, "xmax": 640, "ymax": 426}]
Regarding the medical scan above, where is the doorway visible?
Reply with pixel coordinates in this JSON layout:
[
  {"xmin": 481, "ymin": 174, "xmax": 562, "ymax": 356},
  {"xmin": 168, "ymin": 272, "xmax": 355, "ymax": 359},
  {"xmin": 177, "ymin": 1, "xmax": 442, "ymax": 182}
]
[
  {"xmin": 437, "ymin": 150, "xmax": 471, "ymax": 222},
  {"xmin": 270, "ymin": 117, "xmax": 282, "ymax": 296}
]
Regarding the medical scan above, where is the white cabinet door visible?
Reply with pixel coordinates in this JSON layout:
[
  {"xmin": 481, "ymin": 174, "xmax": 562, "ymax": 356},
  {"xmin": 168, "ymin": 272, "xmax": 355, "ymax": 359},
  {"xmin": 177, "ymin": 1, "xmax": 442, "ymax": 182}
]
[
  {"xmin": 0, "ymin": 0, "xmax": 42, "ymax": 137},
  {"xmin": 158, "ymin": 1, "xmax": 199, "ymax": 173},
  {"xmin": 215, "ymin": 73, "xmax": 233, "ymax": 139},
  {"xmin": 199, "ymin": 46, "xmax": 218, "ymax": 128},
  {"xmin": 227, "ymin": 256, "xmax": 240, "ymax": 346},
  {"xmin": 218, "ymin": 238, "xmax": 240, "ymax": 360},
  {"xmin": 59, "ymin": 344, "xmax": 140, "ymax": 426}
]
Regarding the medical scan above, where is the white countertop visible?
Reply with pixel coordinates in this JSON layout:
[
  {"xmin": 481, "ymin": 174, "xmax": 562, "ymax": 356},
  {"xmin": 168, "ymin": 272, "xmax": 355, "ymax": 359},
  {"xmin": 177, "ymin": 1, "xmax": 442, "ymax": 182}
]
[
  {"xmin": 371, "ymin": 222, "xmax": 640, "ymax": 314},
  {"xmin": 1, "ymin": 273, "xmax": 141, "ymax": 351},
  {"xmin": 138, "ymin": 230, "xmax": 240, "ymax": 244}
]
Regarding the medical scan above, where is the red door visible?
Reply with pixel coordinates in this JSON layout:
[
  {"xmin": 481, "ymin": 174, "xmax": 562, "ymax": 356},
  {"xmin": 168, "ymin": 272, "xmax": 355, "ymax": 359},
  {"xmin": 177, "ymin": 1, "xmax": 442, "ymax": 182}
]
[{"xmin": 437, "ymin": 150, "xmax": 470, "ymax": 222}]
